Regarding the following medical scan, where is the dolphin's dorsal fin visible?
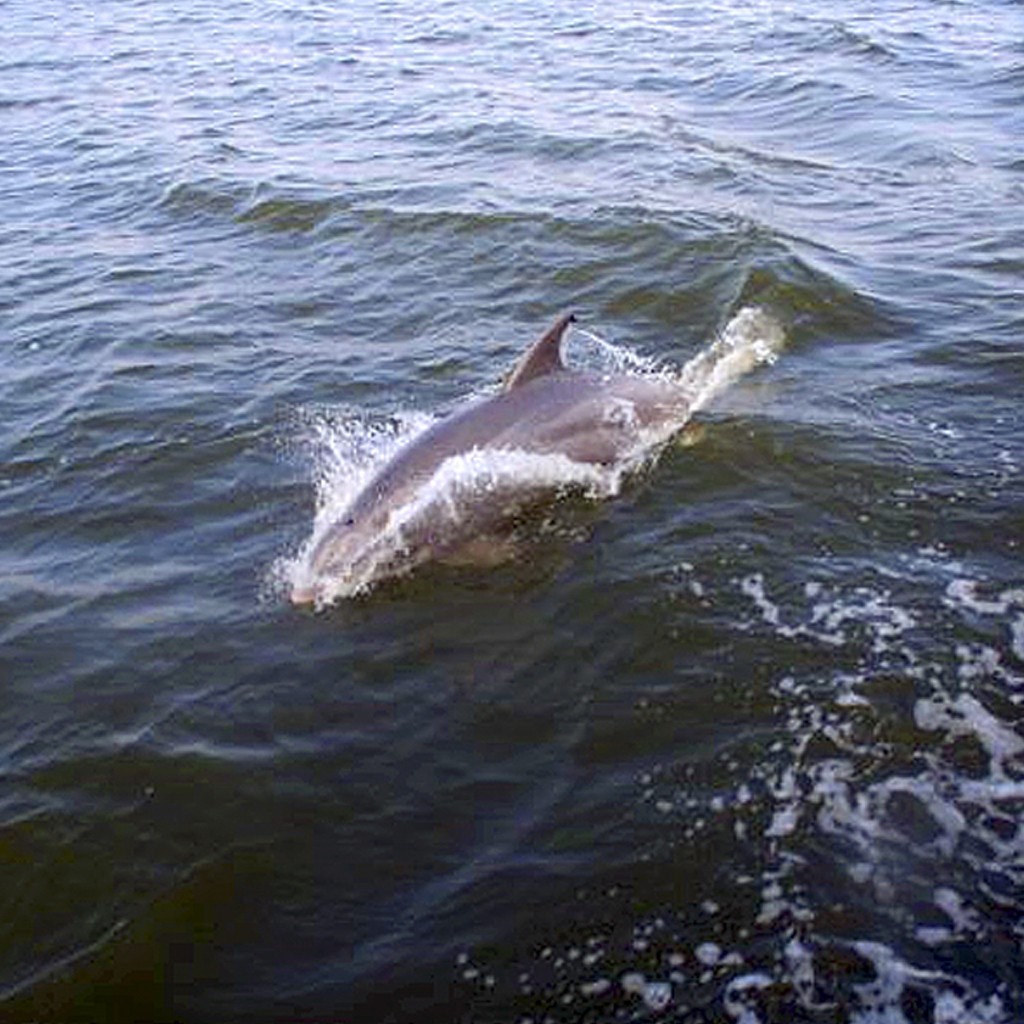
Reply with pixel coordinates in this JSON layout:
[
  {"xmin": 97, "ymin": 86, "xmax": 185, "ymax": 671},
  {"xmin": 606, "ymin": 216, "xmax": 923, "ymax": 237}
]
[{"xmin": 503, "ymin": 312, "xmax": 576, "ymax": 391}]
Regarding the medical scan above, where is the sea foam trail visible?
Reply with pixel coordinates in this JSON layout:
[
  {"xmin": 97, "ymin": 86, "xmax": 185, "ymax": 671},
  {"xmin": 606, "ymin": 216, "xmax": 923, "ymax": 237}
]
[{"xmin": 283, "ymin": 307, "xmax": 785, "ymax": 602}]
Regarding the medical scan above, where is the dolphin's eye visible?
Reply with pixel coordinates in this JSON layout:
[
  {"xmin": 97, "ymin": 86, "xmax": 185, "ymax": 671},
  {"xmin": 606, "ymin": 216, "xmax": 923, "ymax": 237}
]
[{"xmin": 345, "ymin": 517, "xmax": 355, "ymax": 526}]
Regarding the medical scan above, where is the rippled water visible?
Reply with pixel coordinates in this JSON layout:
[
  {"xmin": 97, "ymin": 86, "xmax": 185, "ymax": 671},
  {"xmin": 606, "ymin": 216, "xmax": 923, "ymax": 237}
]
[{"xmin": 3, "ymin": 1, "xmax": 1023, "ymax": 1021}]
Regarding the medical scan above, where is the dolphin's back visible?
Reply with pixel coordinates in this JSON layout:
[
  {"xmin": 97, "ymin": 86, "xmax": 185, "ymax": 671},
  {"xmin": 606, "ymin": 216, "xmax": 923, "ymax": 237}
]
[
  {"xmin": 298, "ymin": 305, "xmax": 704, "ymax": 597},
  {"xmin": 306, "ymin": 368, "xmax": 687, "ymax": 581},
  {"xmin": 346, "ymin": 370, "xmax": 684, "ymax": 521}
]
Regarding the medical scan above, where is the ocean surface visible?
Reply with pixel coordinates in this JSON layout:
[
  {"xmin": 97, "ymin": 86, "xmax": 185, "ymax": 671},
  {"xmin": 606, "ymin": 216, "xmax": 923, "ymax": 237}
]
[{"xmin": 2, "ymin": 1, "xmax": 1023, "ymax": 1021}]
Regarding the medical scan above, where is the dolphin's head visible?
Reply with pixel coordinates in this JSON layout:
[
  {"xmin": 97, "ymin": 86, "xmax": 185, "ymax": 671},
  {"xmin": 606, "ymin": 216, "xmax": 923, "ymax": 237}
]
[{"xmin": 290, "ymin": 504, "xmax": 394, "ymax": 606}]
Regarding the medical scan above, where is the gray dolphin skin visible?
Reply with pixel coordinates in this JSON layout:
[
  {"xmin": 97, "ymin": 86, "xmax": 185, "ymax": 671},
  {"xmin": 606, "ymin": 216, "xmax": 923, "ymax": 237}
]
[{"xmin": 292, "ymin": 313, "xmax": 689, "ymax": 603}]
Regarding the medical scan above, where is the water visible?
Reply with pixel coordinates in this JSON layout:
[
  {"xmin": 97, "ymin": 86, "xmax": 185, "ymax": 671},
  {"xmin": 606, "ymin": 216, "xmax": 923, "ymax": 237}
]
[{"xmin": 2, "ymin": 1, "xmax": 1022, "ymax": 1021}]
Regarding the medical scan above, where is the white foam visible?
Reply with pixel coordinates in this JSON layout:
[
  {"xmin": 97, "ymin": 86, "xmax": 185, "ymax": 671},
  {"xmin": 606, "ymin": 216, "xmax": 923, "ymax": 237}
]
[
  {"xmin": 724, "ymin": 566, "xmax": 1024, "ymax": 1019},
  {"xmin": 571, "ymin": 326, "xmax": 665, "ymax": 376},
  {"xmin": 933, "ymin": 887, "xmax": 982, "ymax": 936},
  {"xmin": 944, "ymin": 579, "xmax": 1024, "ymax": 681},
  {"xmin": 444, "ymin": 545, "xmax": 1024, "ymax": 1021},
  {"xmin": 738, "ymin": 573, "xmax": 917, "ymax": 654},
  {"xmin": 915, "ymin": 692, "xmax": 1024, "ymax": 782},
  {"xmin": 724, "ymin": 972, "xmax": 774, "ymax": 1023},
  {"xmin": 620, "ymin": 971, "xmax": 672, "ymax": 1011},
  {"xmin": 850, "ymin": 941, "xmax": 943, "ymax": 1024},
  {"xmin": 740, "ymin": 573, "xmax": 785, "ymax": 631},
  {"xmin": 678, "ymin": 306, "xmax": 785, "ymax": 413},
  {"xmin": 935, "ymin": 992, "xmax": 1006, "ymax": 1024},
  {"xmin": 944, "ymin": 578, "xmax": 1024, "ymax": 618},
  {"xmin": 573, "ymin": 306, "xmax": 785, "ymax": 416}
]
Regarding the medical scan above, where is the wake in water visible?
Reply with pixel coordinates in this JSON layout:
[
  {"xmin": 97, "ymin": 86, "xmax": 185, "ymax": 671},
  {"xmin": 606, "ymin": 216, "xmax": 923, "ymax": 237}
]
[{"xmin": 280, "ymin": 307, "xmax": 785, "ymax": 605}]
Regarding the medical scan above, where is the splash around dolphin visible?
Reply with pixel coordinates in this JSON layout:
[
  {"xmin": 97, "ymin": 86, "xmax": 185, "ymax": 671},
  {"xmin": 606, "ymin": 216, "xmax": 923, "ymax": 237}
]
[{"xmin": 290, "ymin": 309, "xmax": 783, "ymax": 605}]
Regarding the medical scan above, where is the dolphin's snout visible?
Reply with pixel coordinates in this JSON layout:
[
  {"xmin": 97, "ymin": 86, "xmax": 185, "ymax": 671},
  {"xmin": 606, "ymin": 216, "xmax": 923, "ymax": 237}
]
[{"xmin": 290, "ymin": 584, "xmax": 318, "ymax": 606}]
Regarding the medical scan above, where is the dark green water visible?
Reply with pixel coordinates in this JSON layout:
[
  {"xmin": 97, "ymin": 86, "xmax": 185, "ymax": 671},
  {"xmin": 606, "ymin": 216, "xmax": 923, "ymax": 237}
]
[{"xmin": 2, "ymin": 1, "xmax": 1023, "ymax": 1021}]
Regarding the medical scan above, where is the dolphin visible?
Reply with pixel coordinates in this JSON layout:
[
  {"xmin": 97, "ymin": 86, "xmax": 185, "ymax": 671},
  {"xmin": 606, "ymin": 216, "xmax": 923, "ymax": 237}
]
[{"xmin": 291, "ymin": 313, "xmax": 693, "ymax": 604}]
